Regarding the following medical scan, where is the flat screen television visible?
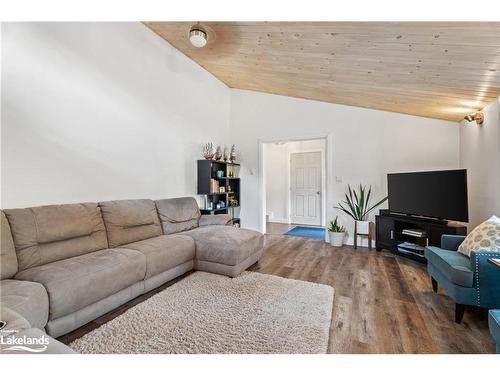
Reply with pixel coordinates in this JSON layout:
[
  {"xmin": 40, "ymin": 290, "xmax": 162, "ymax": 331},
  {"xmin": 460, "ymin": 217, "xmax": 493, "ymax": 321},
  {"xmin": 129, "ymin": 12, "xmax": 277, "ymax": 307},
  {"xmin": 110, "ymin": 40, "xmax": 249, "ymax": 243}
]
[{"xmin": 387, "ymin": 169, "xmax": 468, "ymax": 222}]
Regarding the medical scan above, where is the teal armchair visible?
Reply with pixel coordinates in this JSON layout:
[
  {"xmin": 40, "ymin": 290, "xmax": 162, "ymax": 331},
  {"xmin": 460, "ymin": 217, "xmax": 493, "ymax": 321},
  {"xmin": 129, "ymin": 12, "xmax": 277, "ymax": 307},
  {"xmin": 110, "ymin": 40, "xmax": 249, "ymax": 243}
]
[{"xmin": 424, "ymin": 234, "xmax": 500, "ymax": 323}]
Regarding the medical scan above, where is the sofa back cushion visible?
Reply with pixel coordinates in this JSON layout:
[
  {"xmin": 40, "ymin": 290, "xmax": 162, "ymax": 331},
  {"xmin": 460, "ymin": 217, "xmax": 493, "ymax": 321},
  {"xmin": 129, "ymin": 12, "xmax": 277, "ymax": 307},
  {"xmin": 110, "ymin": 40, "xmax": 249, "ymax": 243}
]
[
  {"xmin": 4, "ymin": 203, "xmax": 108, "ymax": 271},
  {"xmin": 155, "ymin": 197, "xmax": 201, "ymax": 234},
  {"xmin": 1, "ymin": 211, "xmax": 18, "ymax": 279},
  {"xmin": 99, "ymin": 199, "xmax": 162, "ymax": 247}
]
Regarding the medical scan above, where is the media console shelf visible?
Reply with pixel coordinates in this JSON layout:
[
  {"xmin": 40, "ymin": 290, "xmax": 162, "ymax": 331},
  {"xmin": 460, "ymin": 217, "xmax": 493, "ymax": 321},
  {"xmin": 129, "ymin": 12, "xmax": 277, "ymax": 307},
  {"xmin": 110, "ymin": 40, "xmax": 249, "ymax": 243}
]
[{"xmin": 375, "ymin": 210, "xmax": 467, "ymax": 263}]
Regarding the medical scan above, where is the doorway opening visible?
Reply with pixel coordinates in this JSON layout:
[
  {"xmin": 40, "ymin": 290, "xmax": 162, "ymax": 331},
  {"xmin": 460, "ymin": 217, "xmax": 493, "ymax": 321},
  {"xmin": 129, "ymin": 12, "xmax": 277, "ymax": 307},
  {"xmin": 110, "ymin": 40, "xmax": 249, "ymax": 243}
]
[{"xmin": 262, "ymin": 138, "xmax": 327, "ymax": 237}]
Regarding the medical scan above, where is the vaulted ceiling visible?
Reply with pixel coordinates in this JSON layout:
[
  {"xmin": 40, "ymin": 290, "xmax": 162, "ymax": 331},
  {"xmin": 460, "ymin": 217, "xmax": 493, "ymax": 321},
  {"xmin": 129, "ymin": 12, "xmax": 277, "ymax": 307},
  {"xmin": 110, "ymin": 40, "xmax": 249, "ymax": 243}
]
[{"xmin": 144, "ymin": 22, "xmax": 500, "ymax": 121}]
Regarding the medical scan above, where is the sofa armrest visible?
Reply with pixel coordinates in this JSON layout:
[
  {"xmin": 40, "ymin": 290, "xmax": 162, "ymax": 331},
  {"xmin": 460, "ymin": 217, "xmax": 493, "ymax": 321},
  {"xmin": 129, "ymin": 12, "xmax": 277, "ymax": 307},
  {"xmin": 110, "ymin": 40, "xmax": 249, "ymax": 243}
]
[
  {"xmin": 470, "ymin": 252, "xmax": 500, "ymax": 308},
  {"xmin": 441, "ymin": 235, "xmax": 466, "ymax": 251},
  {"xmin": 199, "ymin": 214, "xmax": 231, "ymax": 227},
  {"xmin": 0, "ymin": 307, "xmax": 31, "ymax": 339}
]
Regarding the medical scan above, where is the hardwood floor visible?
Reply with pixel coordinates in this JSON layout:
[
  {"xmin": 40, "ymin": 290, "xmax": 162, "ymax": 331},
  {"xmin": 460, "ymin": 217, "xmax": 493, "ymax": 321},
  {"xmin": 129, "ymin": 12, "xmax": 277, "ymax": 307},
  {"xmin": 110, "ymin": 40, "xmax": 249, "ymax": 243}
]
[
  {"xmin": 249, "ymin": 234, "xmax": 495, "ymax": 354},
  {"xmin": 266, "ymin": 222, "xmax": 297, "ymax": 235},
  {"xmin": 59, "ymin": 231, "xmax": 495, "ymax": 354}
]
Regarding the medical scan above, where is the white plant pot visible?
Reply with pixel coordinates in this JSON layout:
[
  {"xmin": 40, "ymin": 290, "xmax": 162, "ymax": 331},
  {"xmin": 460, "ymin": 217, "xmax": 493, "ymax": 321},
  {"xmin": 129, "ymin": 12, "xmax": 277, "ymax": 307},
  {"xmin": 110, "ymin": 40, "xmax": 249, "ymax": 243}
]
[
  {"xmin": 356, "ymin": 220, "xmax": 370, "ymax": 235},
  {"xmin": 329, "ymin": 232, "xmax": 345, "ymax": 247}
]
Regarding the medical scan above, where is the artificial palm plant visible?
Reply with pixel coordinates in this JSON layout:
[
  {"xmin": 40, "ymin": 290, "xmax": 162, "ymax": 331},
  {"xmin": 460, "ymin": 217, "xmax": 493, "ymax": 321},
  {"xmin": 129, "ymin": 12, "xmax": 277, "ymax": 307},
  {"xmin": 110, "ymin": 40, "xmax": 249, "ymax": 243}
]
[{"xmin": 335, "ymin": 184, "xmax": 388, "ymax": 221}]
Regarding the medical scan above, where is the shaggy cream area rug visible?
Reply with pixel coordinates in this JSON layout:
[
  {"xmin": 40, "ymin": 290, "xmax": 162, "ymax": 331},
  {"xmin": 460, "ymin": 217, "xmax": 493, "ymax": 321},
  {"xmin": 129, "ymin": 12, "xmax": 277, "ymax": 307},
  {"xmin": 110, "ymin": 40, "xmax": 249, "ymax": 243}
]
[{"xmin": 69, "ymin": 271, "xmax": 334, "ymax": 354}]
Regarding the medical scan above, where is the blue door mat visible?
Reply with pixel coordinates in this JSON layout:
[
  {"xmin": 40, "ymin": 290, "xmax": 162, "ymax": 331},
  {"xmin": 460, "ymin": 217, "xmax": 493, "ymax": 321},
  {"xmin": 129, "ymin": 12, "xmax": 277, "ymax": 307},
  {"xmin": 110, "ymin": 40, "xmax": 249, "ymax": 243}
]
[{"xmin": 285, "ymin": 226, "xmax": 325, "ymax": 240}]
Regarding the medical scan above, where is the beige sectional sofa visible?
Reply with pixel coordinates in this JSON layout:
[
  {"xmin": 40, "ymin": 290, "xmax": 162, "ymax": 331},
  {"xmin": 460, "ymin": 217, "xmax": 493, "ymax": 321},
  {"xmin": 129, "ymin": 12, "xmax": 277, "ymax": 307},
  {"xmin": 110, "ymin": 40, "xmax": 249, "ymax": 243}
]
[{"xmin": 0, "ymin": 197, "xmax": 264, "ymax": 354}]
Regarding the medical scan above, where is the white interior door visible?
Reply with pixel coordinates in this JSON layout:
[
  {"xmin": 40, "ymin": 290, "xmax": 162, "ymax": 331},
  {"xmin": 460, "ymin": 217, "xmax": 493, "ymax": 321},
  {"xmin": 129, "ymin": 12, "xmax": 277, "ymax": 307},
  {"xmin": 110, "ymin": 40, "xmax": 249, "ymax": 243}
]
[{"xmin": 290, "ymin": 152, "xmax": 321, "ymax": 225}]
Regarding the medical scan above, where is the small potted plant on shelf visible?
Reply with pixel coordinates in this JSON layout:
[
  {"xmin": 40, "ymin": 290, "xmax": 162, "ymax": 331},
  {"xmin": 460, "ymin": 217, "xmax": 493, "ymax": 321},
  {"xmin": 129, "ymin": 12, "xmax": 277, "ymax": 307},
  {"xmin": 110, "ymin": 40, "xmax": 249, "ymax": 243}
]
[
  {"xmin": 335, "ymin": 184, "xmax": 388, "ymax": 235},
  {"xmin": 328, "ymin": 216, "xmax": 346, "ymax": 247}
]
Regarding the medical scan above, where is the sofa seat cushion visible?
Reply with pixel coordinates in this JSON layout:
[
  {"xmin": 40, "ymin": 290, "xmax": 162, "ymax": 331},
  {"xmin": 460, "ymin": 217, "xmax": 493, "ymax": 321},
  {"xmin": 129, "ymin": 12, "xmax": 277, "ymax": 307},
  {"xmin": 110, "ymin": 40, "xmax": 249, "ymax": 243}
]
[
  {"xmin": 424, "ymin": 246, "xmax": 474, "ymax": 287},
  {"xmin": 15, "ymin": 248, "xmax": 146, "ymax": 320},
  {"xmin": 489, "ymin": 310, "xmax": 500, "ymax": 344},
  {"xmin": 0, "ymin": 280, "xmax": 49, "ymax": 329},
  {"xmin": 183, "ymin": 226, "xmax": 264, "ymax": 266},
  {"xmin": 118, "ymin": 235, "xmax": 195, "ymax": 279}
]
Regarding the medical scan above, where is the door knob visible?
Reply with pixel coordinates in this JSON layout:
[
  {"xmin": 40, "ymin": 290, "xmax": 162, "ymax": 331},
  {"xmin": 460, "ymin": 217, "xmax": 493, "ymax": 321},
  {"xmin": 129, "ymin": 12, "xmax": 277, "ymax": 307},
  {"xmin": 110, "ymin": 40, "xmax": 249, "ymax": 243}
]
[{"xmin": 316, "ymin": 191, "xmax": 321, "ymax": 194}]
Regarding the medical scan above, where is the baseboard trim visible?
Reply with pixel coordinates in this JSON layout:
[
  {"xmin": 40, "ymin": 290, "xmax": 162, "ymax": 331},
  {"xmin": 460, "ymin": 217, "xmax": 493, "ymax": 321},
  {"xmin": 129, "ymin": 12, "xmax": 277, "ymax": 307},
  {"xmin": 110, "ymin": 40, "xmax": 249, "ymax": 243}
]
[
  {"xmin": 267, "ymin": 218, "xmax": 290, "ymax": 224},
  {"xmin": 324, "ymin": 236, "xmax": 376, "ymax": 248}
]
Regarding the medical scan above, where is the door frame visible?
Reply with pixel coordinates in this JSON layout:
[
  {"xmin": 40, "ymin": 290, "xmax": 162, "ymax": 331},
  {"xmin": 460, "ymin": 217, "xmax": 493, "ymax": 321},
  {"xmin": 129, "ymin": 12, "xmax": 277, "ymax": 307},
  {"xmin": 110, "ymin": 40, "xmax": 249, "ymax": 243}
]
[
  {"xmin": 288, "ymin": 150, "xmax": 325, "ymax": 226},
  {"xmin": 259, "ymin": 133, "xmax": 332, "ymax": 234}
]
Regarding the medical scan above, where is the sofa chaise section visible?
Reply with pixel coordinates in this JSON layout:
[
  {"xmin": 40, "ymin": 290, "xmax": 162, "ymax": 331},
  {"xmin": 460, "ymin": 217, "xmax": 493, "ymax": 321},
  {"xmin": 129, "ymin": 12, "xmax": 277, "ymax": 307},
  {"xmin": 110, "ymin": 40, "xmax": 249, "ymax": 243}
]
[
  {"xmin": 184, "ymin": 226, "xmax": 264, "ymax": 277},
  {"xmin": 155, "ymin": 197, "xmax": 264, "ymax": 278}
]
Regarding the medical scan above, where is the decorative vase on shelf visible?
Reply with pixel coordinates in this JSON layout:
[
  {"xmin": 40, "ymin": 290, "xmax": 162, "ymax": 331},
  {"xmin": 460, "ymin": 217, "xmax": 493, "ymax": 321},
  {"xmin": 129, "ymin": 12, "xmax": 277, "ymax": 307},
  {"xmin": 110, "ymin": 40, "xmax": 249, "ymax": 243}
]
[
  {"xmin": 202, "ymin": 142, "xmax": 215, "ymax": 160},
  {"xmin": 215, "ymin": 146, "xmax": 222, "ymax": 160},
  {"xmin": 229, "ymin": 144, "xmax": 236, "ymax": 163}
]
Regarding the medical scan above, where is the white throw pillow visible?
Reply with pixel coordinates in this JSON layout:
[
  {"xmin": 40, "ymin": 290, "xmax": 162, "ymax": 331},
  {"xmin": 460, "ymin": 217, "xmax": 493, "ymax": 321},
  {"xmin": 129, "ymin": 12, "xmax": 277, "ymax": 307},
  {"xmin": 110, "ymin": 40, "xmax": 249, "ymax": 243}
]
[{"xmin": 458, "ymin": 215, "xmax": 500, "ymax": 257}]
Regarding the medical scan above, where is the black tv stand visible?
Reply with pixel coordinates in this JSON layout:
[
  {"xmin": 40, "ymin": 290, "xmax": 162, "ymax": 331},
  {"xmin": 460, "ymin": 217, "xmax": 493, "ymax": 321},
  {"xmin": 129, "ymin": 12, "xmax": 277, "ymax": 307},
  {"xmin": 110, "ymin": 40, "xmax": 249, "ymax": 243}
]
[
  {"xmin": 375, "ymin": 210, "xmax": 467, "ymax": 263},
  {"xmin": 384, "ymin": 210, "xmax": 449, "ymax": 226}
]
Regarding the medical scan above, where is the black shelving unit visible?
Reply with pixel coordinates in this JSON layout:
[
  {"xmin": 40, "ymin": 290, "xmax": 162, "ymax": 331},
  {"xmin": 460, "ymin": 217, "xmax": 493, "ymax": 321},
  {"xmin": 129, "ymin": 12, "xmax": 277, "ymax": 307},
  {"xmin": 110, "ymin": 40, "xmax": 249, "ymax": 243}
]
[{"xmin": 197, "ymin": 160, "xmax": 241, "ymax": 226}]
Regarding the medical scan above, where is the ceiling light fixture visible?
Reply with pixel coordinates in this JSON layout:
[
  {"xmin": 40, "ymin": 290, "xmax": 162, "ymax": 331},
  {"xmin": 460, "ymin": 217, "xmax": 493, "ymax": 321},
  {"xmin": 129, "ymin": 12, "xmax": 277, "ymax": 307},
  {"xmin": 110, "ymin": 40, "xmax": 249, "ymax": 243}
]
[
  {"xmin": 463, "ymin": 112, "xmax": 484, "ymax": 125},
  {"xmin": 189, "ymin": 25, "xmax": 207, "ymax": 48}
]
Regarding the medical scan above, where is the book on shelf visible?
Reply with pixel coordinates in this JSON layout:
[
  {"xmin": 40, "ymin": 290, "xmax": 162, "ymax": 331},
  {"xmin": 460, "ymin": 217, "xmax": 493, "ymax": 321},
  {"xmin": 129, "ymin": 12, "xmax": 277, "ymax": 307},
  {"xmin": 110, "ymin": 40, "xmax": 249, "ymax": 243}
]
[
  {"xmin": 397, "ymin": 241, "xmax": 426, "ymax": 255},
  {"xmin": 398, "ymin": 241, "xmax": 425, "ymax": 249},
  {"xmin": 397, "ymin": 247, "xmax": 425, "ymax": 257},
  {"xmin": 210, "ymin": 179, "xmax": 219, "ymax": 193}
]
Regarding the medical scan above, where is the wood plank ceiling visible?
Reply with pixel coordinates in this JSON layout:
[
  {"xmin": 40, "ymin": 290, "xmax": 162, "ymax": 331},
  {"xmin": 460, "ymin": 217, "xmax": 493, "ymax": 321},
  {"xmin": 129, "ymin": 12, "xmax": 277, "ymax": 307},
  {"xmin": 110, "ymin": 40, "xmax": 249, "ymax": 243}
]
[{"xmin": 144, "ymin": 22, "xmax": 500, "ymax": 121}]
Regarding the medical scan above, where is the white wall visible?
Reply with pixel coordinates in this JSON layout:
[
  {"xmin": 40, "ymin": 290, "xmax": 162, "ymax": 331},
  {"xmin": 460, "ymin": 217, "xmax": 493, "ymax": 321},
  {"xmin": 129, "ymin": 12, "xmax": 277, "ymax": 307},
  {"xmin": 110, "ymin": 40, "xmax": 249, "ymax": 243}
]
[
  {"xmin": 230, "ymin": 89, "xmax": 461, "ymax": 244},
  {"xmin": 1, "ymin": 23, "xmax": 466, "ymax": 246},
  {"xmin": 264, "ymin": 143, "xmax": 288, "ymax": 223},
  {"xmin": 264, "ymin": 139, "xmax": 326, "ymax": 225},
  {"xmin": 460, "ymin": 98, "xmax": 500, "ymax": 229},
  {"xmin": 1, "ymin": 22, "xmax": 230, "ymax": 208}
]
